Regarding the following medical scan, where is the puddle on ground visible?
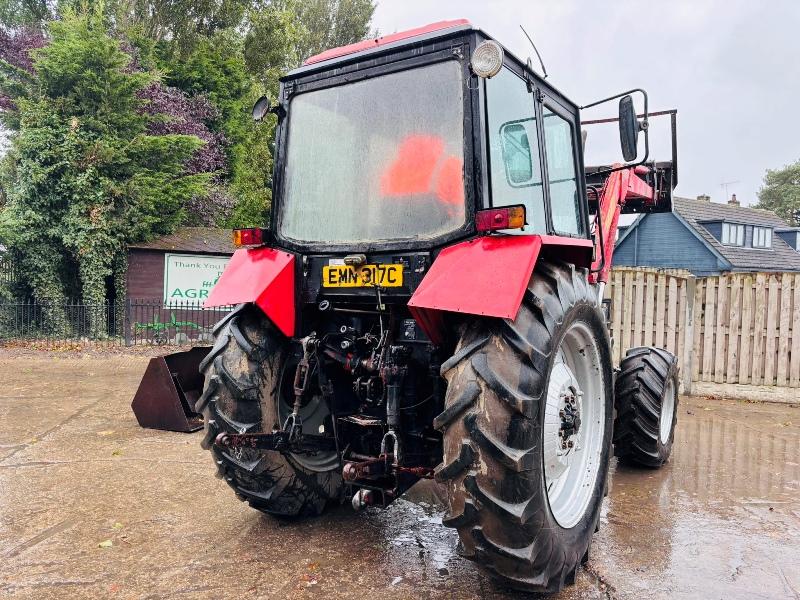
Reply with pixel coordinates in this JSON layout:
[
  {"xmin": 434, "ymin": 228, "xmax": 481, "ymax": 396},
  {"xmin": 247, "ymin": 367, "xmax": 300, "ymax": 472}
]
[
  {"xmin": 1, "ymin": 357, "xmax": 798, "ymax": 600},
  {"xmin": 393, "ymin": 398, "xmax": 800, "ymax": 599}
]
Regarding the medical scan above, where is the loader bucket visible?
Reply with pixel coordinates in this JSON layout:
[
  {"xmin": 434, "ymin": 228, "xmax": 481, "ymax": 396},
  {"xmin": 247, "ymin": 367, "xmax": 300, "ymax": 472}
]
[{"xmin": 131, "ymin": 346, "xmax": 210, "ymax": 432}]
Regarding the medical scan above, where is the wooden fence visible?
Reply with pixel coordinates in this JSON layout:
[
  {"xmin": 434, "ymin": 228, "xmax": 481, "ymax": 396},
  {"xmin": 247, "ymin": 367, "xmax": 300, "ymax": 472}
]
[{"xmin": 605, "ymin": 267, "xmax": 800, "ymax": 397}]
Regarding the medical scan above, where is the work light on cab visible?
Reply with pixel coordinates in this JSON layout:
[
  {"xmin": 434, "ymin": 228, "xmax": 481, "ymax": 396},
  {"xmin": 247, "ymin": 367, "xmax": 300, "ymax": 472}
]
[
  {"xmin": 232, "ymin": 228, "xmax": 266, "ymax": 247},
  {"xmin": 471, "ymin": 40, "xmax": 503, "ymax": 78},
  {"xmin": 476, "ymin": 205, "xmax": 526, "ymax": 232}
]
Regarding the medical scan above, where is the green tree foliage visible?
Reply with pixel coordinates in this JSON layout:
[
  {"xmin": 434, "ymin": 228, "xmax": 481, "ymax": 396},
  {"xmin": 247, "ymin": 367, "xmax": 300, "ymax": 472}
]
[
  {"xmin": 158, "ymin": 29, "xmax": 273, "ymax": 227},
  {"xmin": 244, "ymin": 3, "xmax": 300, "ymax": 84},
  {"xmin": 112, "ymin": 0, "xmax": 251, "ymax": 56},
  {"xmin": 289, "ymin": 0, "xmax": 376, "ymax": 63},
  {"xmin": 0, "ymin": 9, "xmax": 208, "ymax": 326},
  {"xmin": 0, "ymin": 0, "xmax": 52, "ymax": 30},
  {"xmin": 245, "ymin": 0, "xmax": 376, "ymax": 72},
  {"xmin": 0, "ymin": 0, "xmax": 376, "ymax": 316},
  {"xmin": 756, "ymin": 159, "xmax": 800, "ymax": 227},
  {"xmin": 164, "ymin": 31, "xmax": 250, "ymax": 148}
]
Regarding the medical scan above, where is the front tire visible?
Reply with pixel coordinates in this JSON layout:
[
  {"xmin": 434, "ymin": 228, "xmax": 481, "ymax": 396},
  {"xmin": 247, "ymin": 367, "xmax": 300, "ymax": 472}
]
[
  {"xmin": 613, "ymin": 346, "xmax": 679, "ymax": 467},
  {"xmin": 196, "ymin": 304, "xmax": 342, "ymax": 517},
  {"xmin": 436, "ymin": 260, "xmax": 613, "ymax": 594}
]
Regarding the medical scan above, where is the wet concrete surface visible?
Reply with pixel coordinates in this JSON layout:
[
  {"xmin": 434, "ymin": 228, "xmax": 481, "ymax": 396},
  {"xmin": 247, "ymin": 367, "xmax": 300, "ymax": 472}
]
[{"xmin": 0, "ymin": 355, "xmax": 799, "ymax": 599}]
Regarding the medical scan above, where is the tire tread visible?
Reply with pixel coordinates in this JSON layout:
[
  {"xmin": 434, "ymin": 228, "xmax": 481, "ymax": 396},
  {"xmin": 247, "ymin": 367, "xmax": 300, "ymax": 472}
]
[
  {"xmin": 613, "ymin": 345, "xmax": 679, "ymax": 467},
  {"xmin": 437, "ymin": 259, "xmax": 612, "ymax": 594}
]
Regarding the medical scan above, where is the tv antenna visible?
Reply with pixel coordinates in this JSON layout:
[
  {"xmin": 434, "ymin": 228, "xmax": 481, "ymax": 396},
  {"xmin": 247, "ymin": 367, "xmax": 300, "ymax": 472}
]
[
  {"xmin": 720, "ymin": 180, "xmax": 739, "ymax": 200},
  {"xmin": 520, "ymin": 25, "xmax": 548, "ymax": 79}
]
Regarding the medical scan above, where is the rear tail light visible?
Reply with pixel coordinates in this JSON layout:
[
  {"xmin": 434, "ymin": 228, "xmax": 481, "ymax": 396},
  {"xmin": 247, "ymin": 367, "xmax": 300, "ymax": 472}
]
[
  {"xmin": 476, "ymin": 205, "xmax": 526, "ymax": 232},
  {"xmin": 232, "ymin": 228, "xmax": 266, "ymax": 247}
]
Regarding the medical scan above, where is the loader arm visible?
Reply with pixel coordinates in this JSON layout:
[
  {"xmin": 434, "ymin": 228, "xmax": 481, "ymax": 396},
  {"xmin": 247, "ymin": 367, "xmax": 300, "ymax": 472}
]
[
  {"xmin": 585, "ymin": 109, "xmax": 678, "ymax": 285},
  {"xmin": 589, "ymin": 165, "xmax": 657, "ymax": 284}
]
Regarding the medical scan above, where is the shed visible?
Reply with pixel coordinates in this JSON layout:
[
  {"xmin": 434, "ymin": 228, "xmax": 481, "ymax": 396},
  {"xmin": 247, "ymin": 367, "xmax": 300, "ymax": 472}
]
[{"xmin": 127, "ymin": 227, "xmax": 234, "ymax": 302}]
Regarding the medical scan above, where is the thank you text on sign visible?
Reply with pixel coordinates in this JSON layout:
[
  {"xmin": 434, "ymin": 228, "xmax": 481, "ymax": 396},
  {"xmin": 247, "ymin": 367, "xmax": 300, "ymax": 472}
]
[{"xmin": 164, "ymin": 253, "xmax": 229, "ymax": 306}]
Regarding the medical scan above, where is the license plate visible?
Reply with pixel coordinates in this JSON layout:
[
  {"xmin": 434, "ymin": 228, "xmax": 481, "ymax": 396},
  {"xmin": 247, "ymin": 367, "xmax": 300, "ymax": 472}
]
[{"xmin": 322, "ymin": 264, "xmax": 404, "ymax": 288}]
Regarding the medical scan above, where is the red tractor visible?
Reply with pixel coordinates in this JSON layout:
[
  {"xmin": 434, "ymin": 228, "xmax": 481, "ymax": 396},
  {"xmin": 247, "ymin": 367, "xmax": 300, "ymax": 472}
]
[{"xmin": 199, "ymin": 20, "xmax": 680, "ymax": 593}]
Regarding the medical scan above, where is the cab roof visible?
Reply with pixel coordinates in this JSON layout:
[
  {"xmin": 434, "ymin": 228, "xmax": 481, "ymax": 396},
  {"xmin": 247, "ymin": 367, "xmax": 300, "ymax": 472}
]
[
  {"xmin": 288, "ymin": 19, "xmax": 473, "ymax": 76},
  {"xmin": 284, "ymin": 19, "xmax": 579, "ymax": 114}
]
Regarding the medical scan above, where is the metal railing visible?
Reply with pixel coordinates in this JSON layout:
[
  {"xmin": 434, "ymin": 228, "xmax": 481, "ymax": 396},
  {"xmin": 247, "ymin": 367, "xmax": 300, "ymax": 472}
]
[
  {"xmin": 0, "ymin": 256, "xmax": 17, "ymax": 285},
  {"xmin": 0, "ymin": 299, "xmax": 231, "ymax": 346}
]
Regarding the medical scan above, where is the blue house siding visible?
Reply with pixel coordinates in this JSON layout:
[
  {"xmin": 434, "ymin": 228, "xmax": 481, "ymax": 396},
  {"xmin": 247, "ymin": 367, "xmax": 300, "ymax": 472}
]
[
  {"xmin": 703, "ymin": 221, "xmax": 723, "ymax": 241},
  {"xmin": 615, "ymin": 213, "xmax": 724, "ymax": 275},
  {"xmin": 776, "ymin": 230, "xmax": 799, "ymax": 251}
]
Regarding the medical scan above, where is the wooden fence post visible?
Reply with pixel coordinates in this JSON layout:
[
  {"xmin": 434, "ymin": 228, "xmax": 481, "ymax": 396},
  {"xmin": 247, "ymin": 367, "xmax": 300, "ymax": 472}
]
[{"xmin": 682, "ymin": 276, "xmax": 696, "ymax": 395}]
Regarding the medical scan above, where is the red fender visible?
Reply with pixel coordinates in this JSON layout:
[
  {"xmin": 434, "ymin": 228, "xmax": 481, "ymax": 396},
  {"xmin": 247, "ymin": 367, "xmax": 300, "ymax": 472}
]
[
  {"xmin": 204, "ymin": 247, "xmax": 295, "ymax": 337},
  {"xmin": 408, "ymin": 235, "xmax": 593, "ymax": 344}
]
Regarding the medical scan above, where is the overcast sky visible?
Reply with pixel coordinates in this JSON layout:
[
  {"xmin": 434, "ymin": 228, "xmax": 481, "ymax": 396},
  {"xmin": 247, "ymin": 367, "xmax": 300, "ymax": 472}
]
[{"xmin": 373, "ymin": 0, "xmax": 800, "ymax": 206}]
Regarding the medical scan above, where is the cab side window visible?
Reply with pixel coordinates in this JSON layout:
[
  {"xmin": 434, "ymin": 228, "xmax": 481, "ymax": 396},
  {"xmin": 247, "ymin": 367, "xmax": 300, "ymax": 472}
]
[
  {"xmin": 485, "ymin": 67, "xmax": 546, "ymax": 233},
  {"xmin": 543, "ymin": 107, "xmax": 582, "ymax": 235}
]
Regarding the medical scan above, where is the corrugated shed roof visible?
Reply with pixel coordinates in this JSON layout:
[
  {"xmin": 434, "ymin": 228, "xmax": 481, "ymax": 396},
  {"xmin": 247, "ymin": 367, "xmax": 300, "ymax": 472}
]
[
  {"xmin": 673, "ymin": 197, "xmax": 800, "ymax": 271},
  {"xmin": 128, "ymin": 227, "xmax": 234, "ymax": 254}
]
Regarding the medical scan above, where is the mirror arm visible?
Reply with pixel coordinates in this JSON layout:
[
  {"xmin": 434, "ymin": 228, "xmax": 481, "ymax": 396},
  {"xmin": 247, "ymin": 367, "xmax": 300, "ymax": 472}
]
[
  {"xmin": 580, "ymin": 88, "xmax": 650, "ymax": 178},
  {"xmin": 580, "ymin": 88, "xmax": 648, "ymax": 112}
]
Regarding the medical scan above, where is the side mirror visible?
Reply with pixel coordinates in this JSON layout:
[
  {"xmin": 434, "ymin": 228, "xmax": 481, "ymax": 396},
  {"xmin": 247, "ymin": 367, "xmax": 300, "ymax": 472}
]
[
  {"xmin": 618, "ymin": 95, "xmax": 641, "ymax": 162},
  {"xmin": 252, "ymin": 96, "xmax": 271, "ymax": 122}
]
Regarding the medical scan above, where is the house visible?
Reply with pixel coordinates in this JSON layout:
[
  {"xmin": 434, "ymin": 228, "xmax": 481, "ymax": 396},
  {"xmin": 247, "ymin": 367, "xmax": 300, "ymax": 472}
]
[
  {"xmin": 127, "ymin": 227, "xmax": 234, "ymax": 302},
  {"xmin": 614, "ymin": 195, "xmax": 800, "ymax": 276}
]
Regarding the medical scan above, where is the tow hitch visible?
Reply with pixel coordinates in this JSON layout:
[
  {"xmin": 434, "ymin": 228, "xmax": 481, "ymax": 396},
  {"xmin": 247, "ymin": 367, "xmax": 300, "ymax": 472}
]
[
  {"xmin": 212, "ymin": 324, "xmax": 437, "ymax": 512},
  {"xmin": 342, "ymin": 453, "xmax": 435, "ymax": 511},
  {"xmin": 214, "ymin": 431, "xmax": 336, "ymax": 455},
  {"xmin": 214, "ymin": 333, "xmax": 338, "ymax": 456}
]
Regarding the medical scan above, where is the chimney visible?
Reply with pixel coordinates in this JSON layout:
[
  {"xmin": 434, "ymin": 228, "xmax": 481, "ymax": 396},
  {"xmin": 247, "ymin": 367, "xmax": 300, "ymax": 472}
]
[
  {"xmin": 697, "ymin": 194, "xmax": 711, "ymax": 202},
  {"xmin": 728, "ymin": 194, "xmax": 740, "ymax": 206}
]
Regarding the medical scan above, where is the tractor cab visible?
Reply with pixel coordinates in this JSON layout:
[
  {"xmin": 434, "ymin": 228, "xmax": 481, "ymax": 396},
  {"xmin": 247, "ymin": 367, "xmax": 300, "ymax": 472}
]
[
  {"xmin": 235, "ymin": 18, "xmax": 676, "ymax": 331},
  {"xmin": 270, "ymin": 19, "xmax": 591, "ymax": 253}
]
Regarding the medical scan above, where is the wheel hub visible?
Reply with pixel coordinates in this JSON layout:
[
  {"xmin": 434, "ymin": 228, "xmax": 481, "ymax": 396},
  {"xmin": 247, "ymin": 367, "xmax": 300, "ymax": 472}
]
[{"xmin": 558, "ymin": 384, "xmax": 583, "ymax": 448}]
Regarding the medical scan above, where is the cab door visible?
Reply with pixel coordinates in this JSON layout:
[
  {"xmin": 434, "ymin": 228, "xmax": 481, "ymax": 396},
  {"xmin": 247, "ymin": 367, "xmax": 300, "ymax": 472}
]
[{"xmin": 482, "ymin": 60, "xmax": 588, "ymax": 239}]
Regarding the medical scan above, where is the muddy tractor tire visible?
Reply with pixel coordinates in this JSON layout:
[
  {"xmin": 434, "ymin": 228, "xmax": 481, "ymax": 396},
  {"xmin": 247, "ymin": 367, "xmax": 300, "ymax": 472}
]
[
  {"xmin": 436, "ymin": 260, "xmax": 613, "ymax": 594},
  {"xmin": 613, "ymin": 346, "xmax": 679, "ymax": 467},
  {"xmin": 196, "ymin": 304, "xmax": 342, "ymax": 517}
]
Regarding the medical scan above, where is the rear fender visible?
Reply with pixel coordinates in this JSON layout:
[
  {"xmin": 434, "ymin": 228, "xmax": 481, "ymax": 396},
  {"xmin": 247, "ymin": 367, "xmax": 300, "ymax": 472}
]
[
  {"xmin": 204, "ymin": 247, "xmax": 295, "ymax": 337},
  {"xmin": 408, "ymin": 235, "xmax": 593, "ymax": 344}
]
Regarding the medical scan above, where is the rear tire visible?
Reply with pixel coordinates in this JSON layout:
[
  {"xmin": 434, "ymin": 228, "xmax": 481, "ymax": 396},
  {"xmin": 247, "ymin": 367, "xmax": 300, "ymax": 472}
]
[
  {"xmin": 436, "ymin": 260, "xmax": 613, "ymax": 594},
  {"xmin": 613, "ymin": 346, "xmax": 679, "ymax": 467},
  {"xmin": 197, "ymin": 304, "xmax": 342, "ymax": 517}
]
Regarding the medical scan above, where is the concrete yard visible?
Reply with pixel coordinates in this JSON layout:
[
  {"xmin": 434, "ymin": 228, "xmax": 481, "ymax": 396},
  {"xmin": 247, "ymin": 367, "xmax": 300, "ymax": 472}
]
[{"xmin": 1, "ymin": 354, "xmax": 799, "ymax": 599}]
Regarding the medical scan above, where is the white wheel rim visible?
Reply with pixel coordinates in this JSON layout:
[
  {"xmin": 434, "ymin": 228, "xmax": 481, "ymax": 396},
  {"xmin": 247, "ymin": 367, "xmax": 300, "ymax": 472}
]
[
  {"xmin": 660, "ymin": 378, "xmax": 676, "ymax": 444},
  {"xmin": 544, "ymin": 321, "xmax": 606, "ymax": 529}
]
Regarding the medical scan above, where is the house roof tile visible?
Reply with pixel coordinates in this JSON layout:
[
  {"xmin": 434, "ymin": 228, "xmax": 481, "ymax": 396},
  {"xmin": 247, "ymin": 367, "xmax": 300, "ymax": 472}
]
[{"xmin": 673, "ymin": 197, "xmax": 800, "ymax": 271}]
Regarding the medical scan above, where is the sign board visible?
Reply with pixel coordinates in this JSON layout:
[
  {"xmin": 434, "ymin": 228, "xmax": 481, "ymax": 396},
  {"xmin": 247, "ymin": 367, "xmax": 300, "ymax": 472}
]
[{"xmin": 164, "ymin": 253, "xmax": 229, "ymax": 306}]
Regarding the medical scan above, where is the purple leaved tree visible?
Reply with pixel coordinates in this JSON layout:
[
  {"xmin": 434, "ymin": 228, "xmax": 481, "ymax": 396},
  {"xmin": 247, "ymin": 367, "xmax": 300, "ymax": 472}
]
[
  {"xmin": 0, "ymin": 28, "xmax": 46, "ymax": 113},
  {"xmin": 0, "ymin": 28, "xmax": 45, "ymax": 72},
  {"xmin": 138, "ymin": 83, "xmax": 233, "ymax": 225},
  {"xmin": 1, "ymin": 29, "xmax": 233, "ymax": 226}
]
